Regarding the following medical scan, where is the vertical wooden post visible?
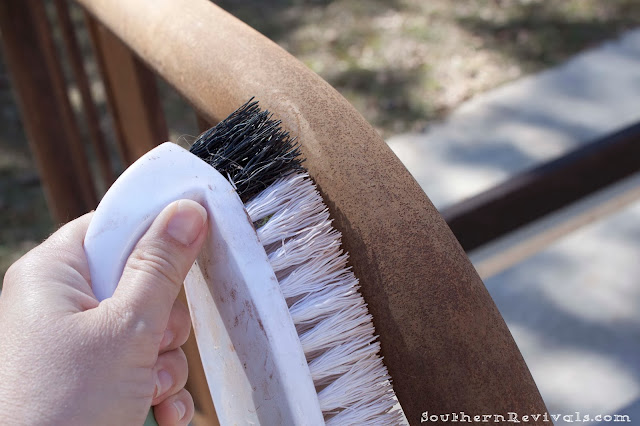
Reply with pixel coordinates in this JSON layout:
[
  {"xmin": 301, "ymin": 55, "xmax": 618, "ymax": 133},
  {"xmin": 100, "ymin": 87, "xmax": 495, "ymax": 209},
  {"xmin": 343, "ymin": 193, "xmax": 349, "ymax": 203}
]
[
  {"xmin": 53, "ymin": 0, "xmax": 115, "ymax": 190},
  {"xmin": 84, "ymin": 14, "xmax": 168, "ymax": 165},
  {"xmin": 0, "ymin": 0, "xmax": 96, "ymax": 223}
]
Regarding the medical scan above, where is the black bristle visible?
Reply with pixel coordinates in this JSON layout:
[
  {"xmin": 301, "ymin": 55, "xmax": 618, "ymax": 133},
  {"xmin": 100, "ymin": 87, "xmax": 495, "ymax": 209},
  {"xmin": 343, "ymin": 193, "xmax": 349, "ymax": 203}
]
[{"xmin": 189, "ymin": 98, "xmax": 306, "ymax": 202}]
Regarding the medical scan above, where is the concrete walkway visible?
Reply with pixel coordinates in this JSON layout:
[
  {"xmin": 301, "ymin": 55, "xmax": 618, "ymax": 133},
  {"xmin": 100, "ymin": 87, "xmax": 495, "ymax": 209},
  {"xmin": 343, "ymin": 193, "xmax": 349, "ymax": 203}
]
[
  {"xmin": 388, "ymin": 29, "xmax": 640, "ymax": 210},
  {"xmin": 386, "ymin": 29, "xmax": 640, "ymax": 425}
]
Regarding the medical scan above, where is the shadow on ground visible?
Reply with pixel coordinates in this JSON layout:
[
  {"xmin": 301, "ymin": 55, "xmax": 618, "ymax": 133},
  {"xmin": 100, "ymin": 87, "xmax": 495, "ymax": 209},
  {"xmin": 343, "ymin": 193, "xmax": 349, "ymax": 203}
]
[
  {"xmin": 484, "ymin": 207, "xmax": 640, "ymax": 421},
  {"xmin": 457, "ymin": 0, "xmax": 640, "ymax": 72}
]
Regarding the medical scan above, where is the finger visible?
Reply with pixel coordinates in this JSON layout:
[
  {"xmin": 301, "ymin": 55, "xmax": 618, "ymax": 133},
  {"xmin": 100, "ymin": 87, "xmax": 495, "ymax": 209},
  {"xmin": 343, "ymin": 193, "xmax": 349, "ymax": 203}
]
[
  {"xmin": 152, "ymin": 347, "xmax": 189, "ymax": 405},
  {"xmin": 112, "ymin": 200, "xmax": 207, "ymax": 334},
  {"xmin": 153, "ymin": 388, "xmax": 194, "ymax": 426},
  {"xmin": 159, "ymin": 299, "xmax": 191, "ymax": 353}
]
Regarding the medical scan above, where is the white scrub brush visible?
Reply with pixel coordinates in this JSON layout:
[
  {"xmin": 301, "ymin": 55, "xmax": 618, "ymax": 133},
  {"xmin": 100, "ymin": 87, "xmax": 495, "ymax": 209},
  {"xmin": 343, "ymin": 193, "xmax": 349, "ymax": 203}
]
[{"xmin": 84, "ymin": 100, "xmax": 402, "ymax": 425}]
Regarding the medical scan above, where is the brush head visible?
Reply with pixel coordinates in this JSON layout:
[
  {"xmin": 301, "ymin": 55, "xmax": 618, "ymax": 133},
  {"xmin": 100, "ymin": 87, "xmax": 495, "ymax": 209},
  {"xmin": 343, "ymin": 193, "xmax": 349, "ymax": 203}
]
[
  {"xmin": 189, "ymin": 99, "xmax": 305, "ymax": 203},
  {"xmin": 189, "ymin": 99, "xmax": 402, "ymax": 423}
]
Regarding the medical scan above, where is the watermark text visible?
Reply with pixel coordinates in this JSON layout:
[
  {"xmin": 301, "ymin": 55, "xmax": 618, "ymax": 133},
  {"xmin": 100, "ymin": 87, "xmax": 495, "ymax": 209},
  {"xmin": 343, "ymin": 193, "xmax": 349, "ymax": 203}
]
[{"xmin": 420, "ymin": 411, "xmax": 631, "ymax": 423}]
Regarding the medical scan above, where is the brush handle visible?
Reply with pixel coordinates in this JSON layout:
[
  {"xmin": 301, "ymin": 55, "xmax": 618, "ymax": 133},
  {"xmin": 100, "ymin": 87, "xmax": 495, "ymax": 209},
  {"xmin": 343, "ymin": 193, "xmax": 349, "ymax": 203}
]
[{"xmin": 84, "ymin": 142, "xmax": 324, "ymax": 425}]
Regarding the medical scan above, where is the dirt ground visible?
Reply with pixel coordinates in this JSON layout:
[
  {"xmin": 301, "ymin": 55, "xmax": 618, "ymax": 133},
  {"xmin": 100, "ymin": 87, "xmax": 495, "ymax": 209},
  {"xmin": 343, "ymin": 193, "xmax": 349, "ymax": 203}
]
[{"xmin": 1, "ymin": 0, "xmax": 639, "ymax": 279}]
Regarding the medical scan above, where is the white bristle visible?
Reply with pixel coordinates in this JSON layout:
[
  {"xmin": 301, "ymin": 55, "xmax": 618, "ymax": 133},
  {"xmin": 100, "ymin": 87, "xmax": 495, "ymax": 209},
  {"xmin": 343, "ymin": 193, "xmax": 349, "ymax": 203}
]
[
  {"xmin": 245, "ymin": 173, "xmax": 316, "ymax": 221},
  {"xmin": 277, "ymin": 253, "xmax": 351, "ymax": 299},
  {"xmin": 308, "ymin": 335, "xmax": 380, "ymax": 384},
  {"xmin": 299, "ymin": 305, "xmax": 374, "ymax": 356},
  {"xmin": 246, "ymin": 172, "xmax": 401, "ymax": 423},
  {"xmin": 256, "ymin": 200, "xmax": 328, "ymax": 246},
  {"xmin": 317, "ymin": 356, "xmax": 393, "ymax": 411},
  {"xmin": 325, "ymin": 394, "xmax": 405, "ymax": 425},
  {"xmin": 288, "ymin": 284, "xmax": 360, "ymax": 325},
  {"xmin": 267, "ymin": 222, "xmax": 341, "ymax": 272}
]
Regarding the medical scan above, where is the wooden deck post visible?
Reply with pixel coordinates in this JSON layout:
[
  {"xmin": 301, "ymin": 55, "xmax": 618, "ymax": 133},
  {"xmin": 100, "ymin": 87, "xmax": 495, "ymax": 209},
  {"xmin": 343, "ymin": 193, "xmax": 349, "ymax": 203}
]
[
  {"xmin": 84, "ymin": 14, "xmax": 167, "ymax": 166},
  {"xmin": 53, "ymin": 0, "xmax": 115, "ymax": 190},
  {"xmin": 0, "ymin": 0, "xmax": 97, "ymax": 223}
]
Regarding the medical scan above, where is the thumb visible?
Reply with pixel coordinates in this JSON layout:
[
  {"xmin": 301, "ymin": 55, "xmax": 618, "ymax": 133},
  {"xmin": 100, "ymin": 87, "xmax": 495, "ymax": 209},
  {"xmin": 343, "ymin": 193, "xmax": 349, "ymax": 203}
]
[{"xmin": 110, "ymin": 199, "xmax": 207, "ymax": 333}]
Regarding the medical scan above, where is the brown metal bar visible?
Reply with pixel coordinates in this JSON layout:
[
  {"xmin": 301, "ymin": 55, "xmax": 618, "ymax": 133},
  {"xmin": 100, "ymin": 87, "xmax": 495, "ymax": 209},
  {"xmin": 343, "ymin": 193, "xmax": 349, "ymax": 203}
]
[
  {"xmin": 0, "ymin": 0, "xmax": 96, "ymax": 222},
  {"xmin": 471, "ymin": 174, "xmax": 640, "ymax": 279},
  {"xmin": 83, "ymin": 14, "xmax": 167, "ymax": 166},
  {"xmin": 53, "ymin": 0, "xmax": 115, "ymax": 189},
  {"xmin": 75, "ymin": 0, "xmax": 549, "ymax": 423},
  {"xmin": 442, "ymin": 122, "xmax": 640, "ymax": 252}
]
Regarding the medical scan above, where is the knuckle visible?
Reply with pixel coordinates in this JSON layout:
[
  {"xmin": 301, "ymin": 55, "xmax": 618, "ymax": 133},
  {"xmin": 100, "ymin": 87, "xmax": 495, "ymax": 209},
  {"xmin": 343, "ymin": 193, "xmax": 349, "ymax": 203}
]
[
  {"xmin": 3, "ymin": 260, "xmax": 21, "ymax": 287},
  {"xmin": 3, "ymin": 253, "xmax": 36, "ymax": 292},
  {"xmin": 5, "ymin": 249, "xmax": 34, "ymax": 278}
]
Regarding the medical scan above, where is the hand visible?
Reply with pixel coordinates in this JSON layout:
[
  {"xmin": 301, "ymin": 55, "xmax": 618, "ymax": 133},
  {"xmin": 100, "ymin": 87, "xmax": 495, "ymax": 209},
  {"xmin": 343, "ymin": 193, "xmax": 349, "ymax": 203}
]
[{"xmin": 0, "ymin": 200, "xmax": 208, "ymax": 425}]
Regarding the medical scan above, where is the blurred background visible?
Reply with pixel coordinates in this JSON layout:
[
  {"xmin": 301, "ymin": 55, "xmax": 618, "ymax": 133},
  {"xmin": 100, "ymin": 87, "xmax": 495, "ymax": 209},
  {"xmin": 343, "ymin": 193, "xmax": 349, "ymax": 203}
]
[{"xmin": 1, "ymin": 1, "xmax": 639, "ymax": 424}]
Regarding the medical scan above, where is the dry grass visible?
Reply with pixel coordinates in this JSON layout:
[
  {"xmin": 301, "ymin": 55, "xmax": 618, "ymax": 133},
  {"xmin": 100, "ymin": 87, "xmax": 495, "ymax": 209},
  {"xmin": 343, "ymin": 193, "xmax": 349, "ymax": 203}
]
[
  {"xmin": 218, "ymin": 0, "xmax": 640, "ymax": 135},
  {"xmin": 0, "ymin": 81, "xmax": 53, "ymax": 277}
]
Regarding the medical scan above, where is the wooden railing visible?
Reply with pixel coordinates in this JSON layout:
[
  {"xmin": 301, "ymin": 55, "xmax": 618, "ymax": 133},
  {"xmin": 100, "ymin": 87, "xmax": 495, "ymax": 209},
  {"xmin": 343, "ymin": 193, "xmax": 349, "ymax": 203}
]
[{"xmin": 0, "ymin": 0, "xmax": 550, "ymax": 424}]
